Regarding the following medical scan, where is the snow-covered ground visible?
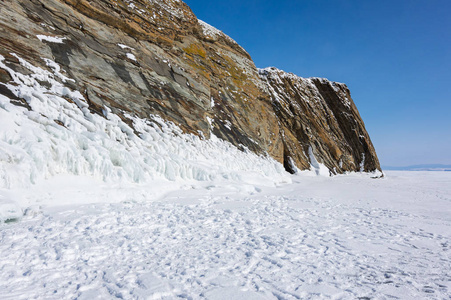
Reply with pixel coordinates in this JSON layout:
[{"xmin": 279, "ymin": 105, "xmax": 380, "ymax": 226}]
[
  {"xmin": 0, "ymin": 171, "xmax": 450, "ymax": 299},
  {"xmin": 1, "ymin": 49, "xmax": 449, "ymax": 299}
]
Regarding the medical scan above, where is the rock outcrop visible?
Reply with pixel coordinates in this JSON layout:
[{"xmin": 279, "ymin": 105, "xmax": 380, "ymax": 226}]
[
  {"xmin": 259, "ymin": 68, "xmax": 381, "ymax": 174},
  {"xmin": 0, "ymin": 0, "xmax": 381, "ymax": 175}
]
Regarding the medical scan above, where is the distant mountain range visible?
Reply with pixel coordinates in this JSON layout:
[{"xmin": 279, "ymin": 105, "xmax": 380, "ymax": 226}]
[{"xmin": 383, "ymin": 164, "xmax": 451, "ymax": 171}]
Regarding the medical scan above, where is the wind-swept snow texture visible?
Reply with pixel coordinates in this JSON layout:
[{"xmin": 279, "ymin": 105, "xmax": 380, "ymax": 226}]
[{"xmin": 0, "ymin": 171, "xmax": 450, "ymax": 299}]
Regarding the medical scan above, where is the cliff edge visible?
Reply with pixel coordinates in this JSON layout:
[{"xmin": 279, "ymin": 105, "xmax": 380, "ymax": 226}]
[
  {"xmin": 0, "ymin": 0, "xmax": 381, "ymax": 177},
  {"xmin": 259, "ymin": 67, "xmax": 381, "ymax": 174}
]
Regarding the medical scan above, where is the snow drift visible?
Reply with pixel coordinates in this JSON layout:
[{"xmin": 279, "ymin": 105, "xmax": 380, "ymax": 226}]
[
  {"xmin": 0, "ymin": 54, "xmax": 289, "ymax": 188},
  {"xmin": 0, "ymin": 53, "xmax": 292, "ymax": 220}
]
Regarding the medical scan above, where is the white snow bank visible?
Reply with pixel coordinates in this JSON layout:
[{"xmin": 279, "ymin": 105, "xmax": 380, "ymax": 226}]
[
  {"xmin": 308, "ymin": 146, "xmax": 330, "ymax": 176},
  {"xmin": 0, "ymin": 54, "xmax": 289, "ymax": 195},
  {"xmin": 0, "ymin": 191, "xmax": 22, "ymax": 222}
]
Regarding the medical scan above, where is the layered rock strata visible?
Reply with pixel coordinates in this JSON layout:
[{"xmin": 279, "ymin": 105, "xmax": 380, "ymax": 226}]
[
  {"xmin": 259, "ymin": 68, "xmax": 381, "ymax": 174},
  {"xmin": 0, "ymin": 0, "xmax": 381, "ymax": 175}
]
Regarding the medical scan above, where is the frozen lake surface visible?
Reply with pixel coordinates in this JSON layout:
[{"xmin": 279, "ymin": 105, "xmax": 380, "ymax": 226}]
[{"xmin": 1, "ymin": 171, "xmax": 450, "ymax": 299}]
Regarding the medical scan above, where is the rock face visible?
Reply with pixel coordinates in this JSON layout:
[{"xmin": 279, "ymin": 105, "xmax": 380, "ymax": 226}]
[
  {"xmin": 259, "ymin": 68, "xmax": 381, "ymax": 174},
  {"xmin": 0, "ymin": 0, "xmax": 381, "ymax": 174}
]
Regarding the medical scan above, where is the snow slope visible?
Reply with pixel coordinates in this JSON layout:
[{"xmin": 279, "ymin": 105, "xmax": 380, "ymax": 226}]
[
  {"xmin": 0, "ymin": 171, "xmax": 450, "ymax": 299},
  {"xmin": 0, "ymin": 53, "xmax": 289, "ymax": 209}
]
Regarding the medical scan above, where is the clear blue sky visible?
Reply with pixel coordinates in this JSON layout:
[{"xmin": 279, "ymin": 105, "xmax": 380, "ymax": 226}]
[{"xmin": 184, "ymin": 0, "xmax": 451, "ymax": 167}]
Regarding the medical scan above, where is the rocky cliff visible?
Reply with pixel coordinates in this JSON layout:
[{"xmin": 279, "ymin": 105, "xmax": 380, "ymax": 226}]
[
  {"xmin": 0, "ymin": 0, "xmax": 381, "ymax": 175},
  {"xmin": 259, "ymin": 68, "xmax": 381, "ymax": 174}
]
